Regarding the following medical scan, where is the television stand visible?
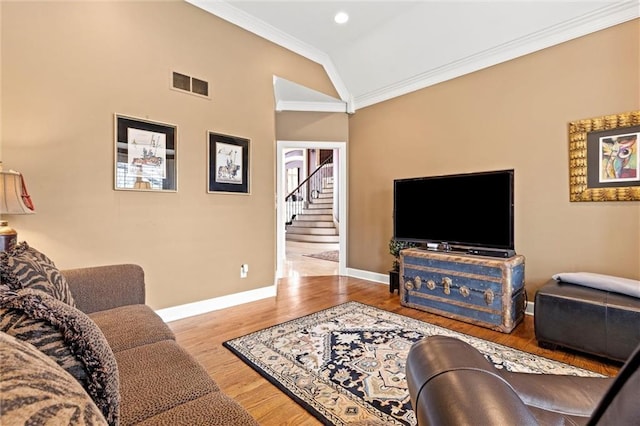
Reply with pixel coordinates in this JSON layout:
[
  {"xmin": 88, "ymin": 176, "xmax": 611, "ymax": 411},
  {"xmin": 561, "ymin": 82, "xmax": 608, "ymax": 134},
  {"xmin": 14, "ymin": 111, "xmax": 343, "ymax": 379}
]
[{"xmin": 399, "ymin": 248, "xmax": 525, "ymax": 333}]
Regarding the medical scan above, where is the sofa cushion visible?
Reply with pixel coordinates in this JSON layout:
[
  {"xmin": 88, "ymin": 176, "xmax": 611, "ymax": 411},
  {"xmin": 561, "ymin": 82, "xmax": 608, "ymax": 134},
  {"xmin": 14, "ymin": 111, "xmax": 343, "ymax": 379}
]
[
  {"xmin": 0, "ymin": 241, "xmax": 76, "ymax": 306},
  {"xmin": 136, "ymin": 390, "xmax": 260, "ymax": 425},
  {"xmin": 0, "ymin": 331, "xmax": 108, "ymax": 426},
  {"xmin": 115, "ymin": 339, "xmax": 221, "ymax": 424},
  {"xmin": 0, "ymin": 289, "xmax": 119, "ymax": 424},
  {"xmin": 90, "ymin": 304, "xmax": 175, "ymax": 353}
]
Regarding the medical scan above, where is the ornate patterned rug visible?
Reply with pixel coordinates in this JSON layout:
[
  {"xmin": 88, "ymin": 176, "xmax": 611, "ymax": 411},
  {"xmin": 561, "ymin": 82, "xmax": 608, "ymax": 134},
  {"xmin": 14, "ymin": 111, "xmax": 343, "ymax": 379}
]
[
  {"xmin": 303, "ymin": 250, "xmax": 339, "ymax": 262},
  {"xmin": 223, "ymin": 301, "xmax": 604, "ymax": 425}
]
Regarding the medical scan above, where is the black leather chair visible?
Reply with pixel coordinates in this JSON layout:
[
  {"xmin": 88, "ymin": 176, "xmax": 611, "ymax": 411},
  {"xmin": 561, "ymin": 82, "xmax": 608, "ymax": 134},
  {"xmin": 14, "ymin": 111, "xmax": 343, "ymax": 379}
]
[{"xmin": 406, "ymin": 335, "xmax": 640, "ymax": 425}]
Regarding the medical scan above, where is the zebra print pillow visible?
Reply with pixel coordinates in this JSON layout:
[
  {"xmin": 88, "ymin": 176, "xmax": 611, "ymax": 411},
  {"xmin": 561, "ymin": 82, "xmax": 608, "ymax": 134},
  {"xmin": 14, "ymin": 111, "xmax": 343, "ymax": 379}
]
[
  {"xmin": 0, "ymin": 241, "xmax": 76, "ymax": 306},
  {"xmin": 0, "ymin": 331, "xmax": 109, "ymax": 425},
  {"xmin": 0, "ymin": 288, "xmax": 120, "ymax": 425}
]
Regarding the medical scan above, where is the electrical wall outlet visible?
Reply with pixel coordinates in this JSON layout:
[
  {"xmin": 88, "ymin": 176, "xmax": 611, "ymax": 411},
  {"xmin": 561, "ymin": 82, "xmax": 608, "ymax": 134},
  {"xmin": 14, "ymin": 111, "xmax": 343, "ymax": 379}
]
[{"xmin": 240, "ymin": 264, "xmax": 249, "ymax": 278}]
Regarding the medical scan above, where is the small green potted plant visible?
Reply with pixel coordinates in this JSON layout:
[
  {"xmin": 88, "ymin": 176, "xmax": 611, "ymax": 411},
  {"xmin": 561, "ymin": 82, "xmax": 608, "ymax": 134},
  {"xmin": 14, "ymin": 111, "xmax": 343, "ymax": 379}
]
[{"xmin": 388, "ymin": 238, "xmax": 418, "ymax": 293}]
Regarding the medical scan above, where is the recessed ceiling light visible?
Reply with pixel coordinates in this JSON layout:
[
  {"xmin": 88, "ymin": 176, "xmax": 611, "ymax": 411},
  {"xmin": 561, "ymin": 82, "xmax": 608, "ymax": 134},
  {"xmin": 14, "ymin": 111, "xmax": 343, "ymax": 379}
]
[{"xmin": 334, "ymin": 11, "xmax": 349, "ymax": 24}]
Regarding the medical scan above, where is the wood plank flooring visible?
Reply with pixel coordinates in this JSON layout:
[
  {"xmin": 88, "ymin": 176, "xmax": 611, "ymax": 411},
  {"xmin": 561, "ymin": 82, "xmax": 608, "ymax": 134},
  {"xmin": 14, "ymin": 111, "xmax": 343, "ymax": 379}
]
[{"xmin": 168, "ymin": 267, "xmax": 622, "ymax": 425}]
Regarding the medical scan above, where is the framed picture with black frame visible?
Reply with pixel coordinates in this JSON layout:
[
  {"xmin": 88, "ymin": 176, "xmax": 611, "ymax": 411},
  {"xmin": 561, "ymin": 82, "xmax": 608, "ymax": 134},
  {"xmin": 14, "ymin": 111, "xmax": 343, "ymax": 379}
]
[
  {"xmin": 568, "ymin": 111, "xmax": 640, "ymax": 201},
  {"xmin": 114, "ymin": 114, "xmax": 177, "ymax": 192},
  {"xmin": 207, "ymin": 131, "xmax": 250, "ymax": 194}
]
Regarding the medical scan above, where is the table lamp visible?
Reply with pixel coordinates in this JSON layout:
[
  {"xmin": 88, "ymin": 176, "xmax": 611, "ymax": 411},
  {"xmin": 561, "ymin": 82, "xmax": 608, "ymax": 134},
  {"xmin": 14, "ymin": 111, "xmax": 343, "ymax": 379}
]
[{"xmin": 0, "ymin": 164, "xmax": 35, "ymax": 251}]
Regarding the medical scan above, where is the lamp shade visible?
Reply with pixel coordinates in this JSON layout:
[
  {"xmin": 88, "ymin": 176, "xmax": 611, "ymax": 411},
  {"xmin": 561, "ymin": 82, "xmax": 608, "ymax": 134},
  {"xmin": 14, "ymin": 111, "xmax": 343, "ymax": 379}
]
[{"xmin": 0, "ymin": 169, "xmax": 35, "ymax": 214}]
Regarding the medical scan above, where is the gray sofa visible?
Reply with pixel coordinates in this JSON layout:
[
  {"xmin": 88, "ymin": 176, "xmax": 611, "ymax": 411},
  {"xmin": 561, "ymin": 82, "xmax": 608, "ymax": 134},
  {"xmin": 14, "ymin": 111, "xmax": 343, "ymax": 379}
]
[{"xmin": 1, "ymin": 260, "xmax": 258, "ymax": 425}]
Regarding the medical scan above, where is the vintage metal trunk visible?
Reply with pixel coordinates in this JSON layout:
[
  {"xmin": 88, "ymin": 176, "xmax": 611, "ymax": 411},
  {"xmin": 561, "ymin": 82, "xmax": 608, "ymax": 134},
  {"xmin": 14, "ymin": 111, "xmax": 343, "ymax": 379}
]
[{"xmin": 400, "ymin": 248, "xmax": 526, "ymax": 333}]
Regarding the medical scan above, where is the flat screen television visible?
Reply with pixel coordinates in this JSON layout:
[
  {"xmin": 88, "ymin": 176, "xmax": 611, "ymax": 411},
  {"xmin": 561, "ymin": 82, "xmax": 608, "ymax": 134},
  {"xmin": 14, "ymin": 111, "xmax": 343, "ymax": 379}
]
[{"xmin": 393, "ymin": 169, "xmax": 515, "ymax": 255}]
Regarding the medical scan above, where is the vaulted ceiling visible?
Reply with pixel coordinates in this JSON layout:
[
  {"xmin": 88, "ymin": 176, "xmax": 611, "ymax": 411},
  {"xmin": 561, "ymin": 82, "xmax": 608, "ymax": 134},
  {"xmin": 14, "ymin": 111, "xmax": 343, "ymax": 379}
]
[{"xmin": 187, "ymin": 1, "xmax": 639, "ymax": 112}]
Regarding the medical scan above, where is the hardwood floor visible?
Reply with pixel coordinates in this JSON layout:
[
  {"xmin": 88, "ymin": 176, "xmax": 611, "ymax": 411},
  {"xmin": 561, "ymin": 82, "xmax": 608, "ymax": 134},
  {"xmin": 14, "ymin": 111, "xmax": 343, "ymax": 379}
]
[{"xmin": 168, "ymin": 246, "xmax": 621, "ymax": 425}]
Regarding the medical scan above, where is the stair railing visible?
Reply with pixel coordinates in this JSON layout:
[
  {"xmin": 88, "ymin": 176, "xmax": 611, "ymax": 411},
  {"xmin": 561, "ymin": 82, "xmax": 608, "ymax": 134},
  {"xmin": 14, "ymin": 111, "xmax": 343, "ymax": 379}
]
[{"xmin": 285, "ymin": 155, "xmax": 333, "ymax": 225}]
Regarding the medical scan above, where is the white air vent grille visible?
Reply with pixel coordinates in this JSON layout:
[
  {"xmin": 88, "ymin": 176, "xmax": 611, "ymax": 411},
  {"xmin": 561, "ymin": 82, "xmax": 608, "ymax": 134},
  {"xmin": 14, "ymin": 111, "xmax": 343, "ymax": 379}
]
[{"xmin": 171, "ymin": 71, "xmax": 210, "ymax": 98}]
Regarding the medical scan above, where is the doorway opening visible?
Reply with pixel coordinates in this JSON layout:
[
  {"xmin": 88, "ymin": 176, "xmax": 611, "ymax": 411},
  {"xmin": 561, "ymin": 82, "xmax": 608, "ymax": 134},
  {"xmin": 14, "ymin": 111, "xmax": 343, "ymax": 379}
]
[{"xmin": 276, "ymin": 141, "xmax": 347, "ymax": 279}]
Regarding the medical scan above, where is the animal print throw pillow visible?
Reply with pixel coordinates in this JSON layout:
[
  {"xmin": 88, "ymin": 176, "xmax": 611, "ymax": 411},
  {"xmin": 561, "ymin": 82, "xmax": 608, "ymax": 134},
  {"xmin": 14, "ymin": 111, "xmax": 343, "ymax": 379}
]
[
  {"xmin": 0, "ymin": 241, "xmax": 76, "ymax": 306},
  {"xmin": 0, "ymin": 331, "xmax": 109, "ymax": 426},
  {"xmin": 0, "ymin": 288, "xmax": 119, "ymax": 425}
]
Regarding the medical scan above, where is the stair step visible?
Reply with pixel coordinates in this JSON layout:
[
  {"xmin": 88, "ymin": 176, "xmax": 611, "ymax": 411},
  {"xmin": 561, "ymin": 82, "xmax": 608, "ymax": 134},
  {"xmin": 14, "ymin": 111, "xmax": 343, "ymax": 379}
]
[
  {"xmin": 302, "ymin": 208, "xmax": 332, "ymax": 215},
  {"xmin": 307, "ymin": 205, "xmax": 332, "ymax": 212},
  {"xmin": 290, "ymin": 220, "xmax": 335, "ymax": 228},
  {"xmin": 306, "ymin": 203, "xmax": 332, "ymax": 210},
  {"xmin": 284, "ymin": 173, "xmax": 337, "ymax": 244},
  {"xmin": 286, "ymin": 233, "xmax": 340, "ymax": 243},
  {"xmin": 293, "ymin": 214, "xmax": 333, "ymax": 221},
  {"xmin": 287, "ymin": 226, "xmax": 338, "ymax": 235}
]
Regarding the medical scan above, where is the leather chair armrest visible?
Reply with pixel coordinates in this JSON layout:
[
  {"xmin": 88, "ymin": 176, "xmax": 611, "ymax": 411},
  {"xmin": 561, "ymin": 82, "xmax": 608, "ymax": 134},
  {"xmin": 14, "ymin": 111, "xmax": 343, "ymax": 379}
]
[
  {"xmin": 415, "ymin": 368, "xmax": 537, "ymax": 425},
  {"xmin": 407, "ymin": 336, "xmax": 537, "ymax": 425},
  {"xmin": 501, "ymin": 370, "xmax": 612, "ymax": 418}
]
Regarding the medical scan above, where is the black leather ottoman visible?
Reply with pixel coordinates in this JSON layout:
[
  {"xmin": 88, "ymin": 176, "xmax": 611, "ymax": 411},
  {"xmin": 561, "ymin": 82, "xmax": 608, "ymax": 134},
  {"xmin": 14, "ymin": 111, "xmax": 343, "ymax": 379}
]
[{"xmin": 534, "ymin": 279, "xmax": 640, "ymax": 362}]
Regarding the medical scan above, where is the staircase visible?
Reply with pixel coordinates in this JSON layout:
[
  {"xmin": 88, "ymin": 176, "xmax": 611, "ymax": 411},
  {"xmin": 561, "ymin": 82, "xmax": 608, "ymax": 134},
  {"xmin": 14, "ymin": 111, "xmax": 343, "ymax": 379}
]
[{"xmin": 286, "ymin": 178, "xmax": 339, "ymax": 243}]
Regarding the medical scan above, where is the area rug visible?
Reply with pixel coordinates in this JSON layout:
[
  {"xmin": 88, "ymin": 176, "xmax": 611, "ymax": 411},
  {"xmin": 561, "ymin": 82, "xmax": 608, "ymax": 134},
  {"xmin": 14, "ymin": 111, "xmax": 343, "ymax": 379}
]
[
  {"xmin": 223, "ymin": 301, "xmax": 604, "ymax": 425},
  {"xmin": 303, "ymin": 250, "xmax": 339, "ymax": 262}
]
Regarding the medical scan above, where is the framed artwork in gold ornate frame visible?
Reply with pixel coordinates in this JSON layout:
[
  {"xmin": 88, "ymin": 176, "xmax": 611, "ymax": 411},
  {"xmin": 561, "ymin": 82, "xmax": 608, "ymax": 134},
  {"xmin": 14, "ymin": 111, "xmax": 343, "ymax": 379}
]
[{"xmin": 568, "ymin": 111, "xmax": 640, "ymax": 202}]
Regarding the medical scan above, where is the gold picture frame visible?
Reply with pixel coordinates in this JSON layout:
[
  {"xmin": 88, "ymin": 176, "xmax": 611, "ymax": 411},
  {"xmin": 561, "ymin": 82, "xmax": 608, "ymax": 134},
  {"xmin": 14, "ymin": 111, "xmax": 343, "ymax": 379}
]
[{"xmin": 568, "ymin": 111, "xmax": 640, "ymax": 202}]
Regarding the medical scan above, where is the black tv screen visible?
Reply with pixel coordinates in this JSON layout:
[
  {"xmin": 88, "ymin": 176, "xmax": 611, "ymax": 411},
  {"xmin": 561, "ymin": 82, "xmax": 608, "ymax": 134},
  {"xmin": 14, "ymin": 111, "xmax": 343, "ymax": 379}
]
[{"xmin": 393, "ymin": 169, "xmax": 514, "ymax": 251}]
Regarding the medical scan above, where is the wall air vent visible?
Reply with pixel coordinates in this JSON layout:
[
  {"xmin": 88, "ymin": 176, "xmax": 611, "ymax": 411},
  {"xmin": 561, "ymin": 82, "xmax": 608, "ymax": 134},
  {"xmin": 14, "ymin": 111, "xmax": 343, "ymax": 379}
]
[
  {"xmin": 191, "ymin": 78, "xmax": 208, "ymax": 96},
  {"xmin": 171, "ymin": 71, "xmax": 210, "ymax": 99}
]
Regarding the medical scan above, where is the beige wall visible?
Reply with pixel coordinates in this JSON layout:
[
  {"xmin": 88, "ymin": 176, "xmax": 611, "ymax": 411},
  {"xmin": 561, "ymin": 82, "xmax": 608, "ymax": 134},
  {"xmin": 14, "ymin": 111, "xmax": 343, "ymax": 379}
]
[
  {"xmin": 1, "ymin": 1, "xmax": 337, "ymax": 309},
  {"xmin": 348, "ymin": 19, "xmax": 640, "ymax": 293},
  {"xmin": 2, "ymin": 2, "xmax": 638, "ymax": 310},
  {"xmin": 276, "ymin": 111, "xmax": 348, "ymax": 142}
]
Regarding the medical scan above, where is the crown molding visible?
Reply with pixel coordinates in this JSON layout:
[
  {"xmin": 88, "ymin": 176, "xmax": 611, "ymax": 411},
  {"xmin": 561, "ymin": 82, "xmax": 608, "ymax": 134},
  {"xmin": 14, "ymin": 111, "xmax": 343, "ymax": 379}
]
[
  {"xmin": 186, "ymin": 0, "xmax": 324, "ymax": 61},
  {"xmin": 186, "ymin": 0, "xmax": 352, "ymax": 109},
  {"xmin": 275, "ymin": 100, "xmax": 348, "ymax": 113},
  {"xmin": 187, "ymin": 0, "xmax": 638, "ymax": 113},
  {"xmin": 354, "ymin": 1, "xmax": 640, "ymax": 110}
]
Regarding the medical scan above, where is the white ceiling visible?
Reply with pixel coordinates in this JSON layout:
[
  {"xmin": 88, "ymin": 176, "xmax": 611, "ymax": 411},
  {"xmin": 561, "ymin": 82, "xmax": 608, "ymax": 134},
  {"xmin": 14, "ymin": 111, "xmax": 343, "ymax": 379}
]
[{"xmin": 187, "ymin": 1, "xmax": 639, "ymax": 112}]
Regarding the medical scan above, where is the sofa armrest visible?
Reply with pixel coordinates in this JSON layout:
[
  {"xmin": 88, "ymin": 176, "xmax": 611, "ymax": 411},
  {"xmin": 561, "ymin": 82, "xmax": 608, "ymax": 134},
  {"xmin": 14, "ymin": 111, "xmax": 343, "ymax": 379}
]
[
  {"xmin": 62, "ymin": 264, "xmax": 145, "ymax": 314},
  {"xmin": 407, "ymin": 335, "xmax": 537, "ymax": 425}
]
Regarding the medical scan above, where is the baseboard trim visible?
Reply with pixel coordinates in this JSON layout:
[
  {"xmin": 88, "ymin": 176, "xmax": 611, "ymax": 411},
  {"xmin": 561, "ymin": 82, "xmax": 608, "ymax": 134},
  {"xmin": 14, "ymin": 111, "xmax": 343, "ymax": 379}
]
[
  {"xmin": 526, "ymin": 300, "xmax": 534, "ymax": 316},
  {"xmin": 156, "ymin": 284, "xmax": 277, "ymax": 323},
  {"xmin": 346, "ymin": 267, "xmax": 388, "ymax": 285},
  {"xmin": 157, "ymin": 269, "xmax": 534, "ymax": 323}
]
